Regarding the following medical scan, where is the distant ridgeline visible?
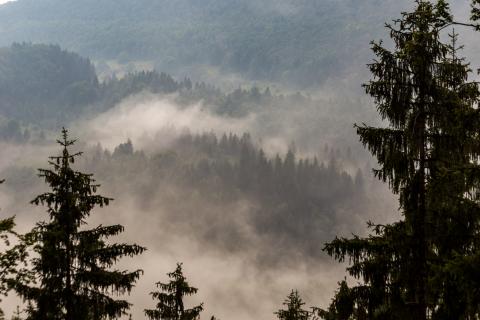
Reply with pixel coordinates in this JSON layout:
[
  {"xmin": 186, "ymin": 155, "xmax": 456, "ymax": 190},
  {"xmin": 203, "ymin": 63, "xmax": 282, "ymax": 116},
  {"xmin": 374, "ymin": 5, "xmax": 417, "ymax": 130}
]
[
  {"xmin": 0, "ymin": 43, "xmax": 315, "ymax": 132},
  {"xmin": 0, "ymin": 0, "xmax": 405, "ymax": 87},
  {"xmin": 77, "ymin": 132, "xmax": 367, "ymax": 261}
]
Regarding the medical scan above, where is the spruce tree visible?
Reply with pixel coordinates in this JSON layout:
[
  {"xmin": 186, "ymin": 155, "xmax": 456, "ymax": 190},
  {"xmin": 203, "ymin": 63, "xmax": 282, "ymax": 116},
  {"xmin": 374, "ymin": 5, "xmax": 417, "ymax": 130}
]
[
  {"xmin": 16, "ymin": 128, "xmax": 146, "ymax": 320},
  {"xmin": 0, "ymin": 181, "xmax": 29, "ymax": 315},
  {"xmin": 322, "ymin": 1, "xmax": 480, "ymax": 319},
  {"xmin": 315, "ymin": 281, "xmax": 357, "ymax": 320},
  {"xmin": 145, "ymin": 263, "xmax": 203, "ymax": 320},
  {"xmin": 0, "ymin": 216, "xmax": 17, "ymax": 298},
  {"xmin": 275, "ymin": 290, "xmax": 311, "ymax": 320}
]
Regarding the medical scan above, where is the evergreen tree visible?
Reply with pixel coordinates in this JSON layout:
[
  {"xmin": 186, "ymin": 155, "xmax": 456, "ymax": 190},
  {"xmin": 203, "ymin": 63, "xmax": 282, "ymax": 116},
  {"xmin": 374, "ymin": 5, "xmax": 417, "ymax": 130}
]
[
  {"xmin": 322, "ymin": 1, "xmax": 480, "ymax": 319},
  {"xmin": 315, "ymin": 281, "xmax": 368, "ymax": 320},
  {"xmin": 0, "ymin": 181, "xmax": 29, "ymax": 316},
  {"xmin": 0, "ymin": 179, "xmax": 13, "ymax": 297},
  {"xmin": 145, "ymin": 263, "xmax": 203, "ymax": 320},
  {"xmin": 16, "ymin": 128, "xmax": 146, "ymax": 320},
  {"xmin": 275, "ymin": 290, "xmax": 311, "ymax": 320},
  {"xmin": 0, "ymin": 216, "xmax": 16, "ymax": 298}
]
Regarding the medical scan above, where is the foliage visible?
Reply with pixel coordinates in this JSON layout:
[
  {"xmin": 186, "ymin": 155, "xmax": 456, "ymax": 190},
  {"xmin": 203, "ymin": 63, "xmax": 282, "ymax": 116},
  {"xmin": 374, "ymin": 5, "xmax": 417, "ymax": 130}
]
[
  {"xmin": 0, "ymin": 0, "xmax": 406, "ymax": 87},
  {"xmin": 275, "ymin": 290, "xmax": 312, "ymax": 320},
  {"xmin": 98, "ymin": 71, "xmax": 312, "ymax": 118},
  {"xmin": 0, "ymin": 181, "xmax": 30, "ymax": 317},
  {"xmin": 321, "ymin": 1, "xmax": 480, "ymax": 319},
  {"xmin": 471, "ymin": 0, "xmax": 480, "ymax": 26},
  {"xmin": 145, "ymin": 263, "xmax": 203, "ymax": 320},
  {"xmin": 315, "ymin": 281, "xmax": 357, "ymax": 320},
  {"xmin": 85, "ymin": 132, "xmax": 365, "ymax": 260},
  {"xmin": 0, "ymin": 43, "xmax": 316, "ymax": 126},
  {"xmin": 0, "ymin": 43, "xmax": 98, "ymax": 125},
  {"xmin": 15, "ymin": 128, "xmax": 146, "ymax": 320}
]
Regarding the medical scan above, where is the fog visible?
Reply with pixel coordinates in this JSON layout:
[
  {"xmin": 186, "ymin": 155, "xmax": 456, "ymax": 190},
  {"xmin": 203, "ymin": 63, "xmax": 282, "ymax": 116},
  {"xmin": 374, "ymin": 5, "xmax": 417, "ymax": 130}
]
[
  {"xmin": 77, "ymin": 94, "xmax": 257, "ymax": 152},
  {"xmin": 0, "ymin": 86, "xmax": 398, "ymax": 319},
  {"xmin": 75, "ymin": 90, "xmax": 373, "ymax": 160},
  {"xmin": 3, "ymin": 0, "xmax": 479, "ymax": 319}
]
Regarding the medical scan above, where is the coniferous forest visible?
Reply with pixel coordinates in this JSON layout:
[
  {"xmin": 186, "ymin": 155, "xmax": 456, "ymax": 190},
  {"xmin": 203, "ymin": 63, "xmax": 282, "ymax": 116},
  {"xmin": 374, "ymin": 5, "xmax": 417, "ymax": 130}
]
[{"xmin": 2, "ymin": 0, "xmax": 480, "ymax": 319}]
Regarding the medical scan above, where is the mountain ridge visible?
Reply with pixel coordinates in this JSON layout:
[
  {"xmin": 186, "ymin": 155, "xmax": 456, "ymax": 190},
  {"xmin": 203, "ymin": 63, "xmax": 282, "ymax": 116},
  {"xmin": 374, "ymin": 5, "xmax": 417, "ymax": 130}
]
[{"xmin": 0, "ymin": 0, "xmax": 406, "ymax": 88}]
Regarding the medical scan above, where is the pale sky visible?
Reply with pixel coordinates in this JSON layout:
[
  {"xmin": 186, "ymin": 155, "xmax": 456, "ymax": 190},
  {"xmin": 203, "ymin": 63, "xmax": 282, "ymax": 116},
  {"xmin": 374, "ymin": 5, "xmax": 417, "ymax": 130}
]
[{"xmin": 0, "ymin": 0, "xmax": 14, "ymax": 4}]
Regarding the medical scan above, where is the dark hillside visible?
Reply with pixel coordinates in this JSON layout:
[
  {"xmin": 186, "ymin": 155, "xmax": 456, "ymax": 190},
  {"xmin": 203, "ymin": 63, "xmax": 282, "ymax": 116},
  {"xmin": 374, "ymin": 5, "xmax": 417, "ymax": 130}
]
[
  {"xmin": 0, "ymin": 43, "xmax": 98, "ymax": 123},
  {"xmin": 0, "ymin": 0, "xmax": 407, "ymax": 87}
]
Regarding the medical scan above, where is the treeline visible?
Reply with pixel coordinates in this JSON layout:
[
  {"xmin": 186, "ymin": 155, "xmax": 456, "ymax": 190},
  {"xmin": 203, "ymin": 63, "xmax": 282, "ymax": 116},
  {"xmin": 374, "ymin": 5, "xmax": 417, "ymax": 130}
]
[
  {"xmin": 0, "ymin": 129, "xmax": 358, "ymax": 320},
  {"xmin": 85, "ymin": 131, "xmax": 365, "ymax": 258},
  {"xmin": 100, "ymin": 71, "xmax": 313, "ymax": 117},
  {"xmin": 0, "ymin": 43, "xmax": 314, "ymax": 127}
]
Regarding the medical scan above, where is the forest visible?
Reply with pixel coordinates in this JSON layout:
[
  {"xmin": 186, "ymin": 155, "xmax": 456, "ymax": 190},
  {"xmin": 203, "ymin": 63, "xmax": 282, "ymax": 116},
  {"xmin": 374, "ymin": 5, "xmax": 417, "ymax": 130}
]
[
  {"xmin": 2, "ymin": 0, "xmax": 480, "ymax": 319},
  {"xmin": 0, "ymin": 42, "xmax": 317, "ymax": 125},
  {"xmin": 0, "ymin": 0, "xmax": 407, "ymax": 88}
]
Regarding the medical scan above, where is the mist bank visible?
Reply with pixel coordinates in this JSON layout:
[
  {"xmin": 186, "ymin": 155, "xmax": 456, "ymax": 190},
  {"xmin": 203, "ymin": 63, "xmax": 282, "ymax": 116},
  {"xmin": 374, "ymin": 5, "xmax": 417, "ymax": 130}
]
[
  {"xmin": 0, "ymin": 90, "xmax": 397, "ymax": 318},
  {"xmin": 0, "ymin": 85, "xmax": 396, "ymax": 319},
  {"xmin": 0, "ymin": 40, "xmax": 399, "ymax": 318},
  {"xmin": 0, "ymin": 22, "xmax": 404, "ymax": 320},
  {"xmin": 0, "ymin": 42, "xmax": 381, "ymax": 165},
  {"xmin": 0, "ymin": 127, "xmax": 397, "ymax": 319},
  {"xmin": 74, "ymin": 92, "xmax": 376, "ymax": 161}
]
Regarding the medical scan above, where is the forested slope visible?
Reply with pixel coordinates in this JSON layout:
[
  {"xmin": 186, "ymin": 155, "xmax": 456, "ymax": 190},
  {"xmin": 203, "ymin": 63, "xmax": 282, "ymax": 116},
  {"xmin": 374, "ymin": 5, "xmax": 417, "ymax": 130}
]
[
  {"xmin": 0, "ymin": 43, "xmax": 98, "ymax": 124},
  {"xmin": 0, "ymin": 0, "xmax": 406, "ymax": 87},
  {"xmin": 1, "ymin": 132, "xmax": 369, "ymax": 264}
]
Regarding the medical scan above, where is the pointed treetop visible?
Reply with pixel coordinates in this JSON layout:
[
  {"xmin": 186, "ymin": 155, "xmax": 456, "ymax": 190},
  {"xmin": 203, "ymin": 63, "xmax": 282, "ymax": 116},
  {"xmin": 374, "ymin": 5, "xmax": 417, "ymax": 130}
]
[
  {"xmin": 145, "ymin": 262, "xmax": 203, "ymax": 320},
  {"xmin": 275, "ymin": 290, "xmax": 311, "ymax": 320}
]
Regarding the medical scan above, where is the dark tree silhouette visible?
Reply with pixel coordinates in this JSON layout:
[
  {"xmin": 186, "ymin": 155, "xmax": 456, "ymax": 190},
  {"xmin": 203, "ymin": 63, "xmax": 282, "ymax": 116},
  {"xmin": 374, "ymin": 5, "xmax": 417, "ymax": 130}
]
[
  {"xmin": 16, "ymin": 128, "xmax": 145, "ymax": 320},
  {"xmin": 322, "ymin": 1, "xmax": 480, "ymax": 319},
  {"xmin": 145, "ymin": 263, "xmax": 203, "ymax": 320},
  {"xmin": 0, "ymin": 180, "xmax": 29, "ymax": 317},
  {"xmin": 275, "ymin": 290, "xmax": 311, "ymax": 320}
]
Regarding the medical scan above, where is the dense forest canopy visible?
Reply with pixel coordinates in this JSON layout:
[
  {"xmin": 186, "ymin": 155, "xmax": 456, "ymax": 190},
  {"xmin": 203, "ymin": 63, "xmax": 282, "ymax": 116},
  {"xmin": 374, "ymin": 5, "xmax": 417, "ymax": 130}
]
[
  {"xmin": 0, "ymin": 43, "xmax": 98, "ymax": 123},
  {"xmin": 0, "ymin": 43, "xmax": 313, "ymax": 125},
  {"xmin": 0, "ymin": 0, "xmax": 407, "ymax": 87},
  {"xmin": 86, "ymin": 133, "xmax": 367, "ymax": 259},
  {"xmin": 1, "ymin": 132, "xmax": 370, "ymax": 263}
]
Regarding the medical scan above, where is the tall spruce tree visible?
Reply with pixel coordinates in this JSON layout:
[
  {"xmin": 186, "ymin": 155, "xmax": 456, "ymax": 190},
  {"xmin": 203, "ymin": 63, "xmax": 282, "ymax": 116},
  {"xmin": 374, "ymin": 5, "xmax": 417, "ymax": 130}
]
[
  {"xmin": 321, "ymin": 1, "xmax": 480, "ymax": 319},
  {"xmin": 275, "ymin": 290, "xmax": 311, "ymax": 320},
  {"xmin": 16, "ymin": 128, "xmax": 146, "ymax": 320},
  {"xmin": 145, "ymin": 263, "xmax": 203, "ymax": 320}
]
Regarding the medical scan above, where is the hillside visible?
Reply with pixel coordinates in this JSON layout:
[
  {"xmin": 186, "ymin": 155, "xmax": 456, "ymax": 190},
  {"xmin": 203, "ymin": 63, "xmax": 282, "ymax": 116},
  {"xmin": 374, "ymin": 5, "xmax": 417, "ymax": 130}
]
[
  {"xmin": 0, "ymin": 43, "xmax": 98, "ymax": 124},
  {"xmin": 0, "ymin": 0, "xmax": 406, "ymax": 88}
]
